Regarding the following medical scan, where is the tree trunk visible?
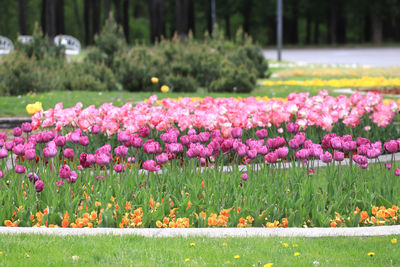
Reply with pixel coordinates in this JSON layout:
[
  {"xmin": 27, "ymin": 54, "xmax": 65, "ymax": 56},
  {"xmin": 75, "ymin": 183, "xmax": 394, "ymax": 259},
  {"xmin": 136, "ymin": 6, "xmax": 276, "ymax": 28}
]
[
  {"xmin": 56, "ymin": 0, "xmax": 65, "ymax": 34},
  {"xmin": 148, "ymin": 0, "xmax": 165, "ymax": 43},
  {"xmin": 242, "ymin": 0, "xmax": 252, "ymax": 35},
  {"xmin": 305, "ymin": 10, "xmax": 311, "ymax": 44},
  {"xmin": 328, "ymin": 0, "xmax": 337, "ymax": 44},
  {"xmin": 372, "ymin": 13, "xmax": 382, "ymax": 44},
  {"xmin": 18, "ymin": 0, "xmax": 27, "ymax": 35},
  {"xmin": 188, "ymin": 0, "xmax": 195, "ymax": 36},
  {"xmin": 44, "ymin": 0, "xmax": 57, "ymax": 42},
  {"xmin": 84, "ymin": 0, "xmax": 92, "ymax": 45},
  {"xmin": 41, "ymin": 0, "xmax": 47, "ymax": 34},
  {"xmin": 313, "ymin": 19, "xmax": 319, "ymax": 44},
  {"xmin": 363, "ymin": 15, "xmax": 371, "ymax": 42},
  {"xmin": 92, "ymin": 0, "xmax": 100, "ymax": 37},
  {"xmin": 123, "ymin": 0, "xmax": 130, "ymax": 42},
  {"xmin": 114, "ymin": 0, "xmax": 122, "ymax": 24},
  {"xmin": 225, "ymin": 14, "xmax": 231, "ymax": 39},
  {"xmin": 336, "ymin": 1, "xmax": 346, "ymax": 44},
  {"xmin": 176, "ymin": 0, "xmax": 189, "ymax": 40},
  {"xmin": 104, "ymin": 0, "xmax": 111, "ymax": 20}
]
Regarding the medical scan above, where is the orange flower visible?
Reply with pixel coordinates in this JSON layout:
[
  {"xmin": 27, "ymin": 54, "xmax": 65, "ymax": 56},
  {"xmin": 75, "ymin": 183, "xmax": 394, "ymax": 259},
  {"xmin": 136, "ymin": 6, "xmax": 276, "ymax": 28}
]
[
  {"xmin": 4, "ymin": 220, "xmax": 13, "ymax": 227},
  {"xmin": 201, "ymin": 181, "xmax": 205, "ymax": 188},
  {"xmin": 163, "ymin": 217, "xmax": 170, "ymax": 224},
  {"xmin": 134, "ymin": 208, "xmax": 142, "ymax": 217},
  {"xmin": 95, "ymin": 201, "xmax": 102, "ymax": 207},
  {"xmin": 149, "ymin": 198, "xmax": 154, "ymax": 209},
  {"xmin": 61, "ymin": 219, "xmax": 69, "ymax": 228},
  {"xmin": 115, "ymin": 204, "xmax": 120, "ymax": 211},
  {"xmin": 360, "ymin": 211, "xmax": 368, "ymax": 222},
  {"xmin": 125, "ymin": 201, "xmax": 131, "ymax": 211},
  {"xmin": 156, "ymin": 221, "xmax": 162, "ymax": 227},
  {"xmin": 187, "ymin": 201, "xmax": 192, "ymax": 210},
  {"xmin": 90, "ymin": 211, "xmax": 97, "ymax": 221},
  {"xmin": 63, "ymin": 211, "xmax": 69, "ymax": 219},
  {"xmin": 281, "ymin": 218, "xmax": 288, "ymax": 228},
  {"xmin": 239, "ymin": 218, "xmax": 246, "ymax": 225},
  {"xmin": 330, "ymin": 221, "xmax": 337, "ymax": 227},
  {"xmin": 372, "ymin": 206, "xmax": 378, "ymax": 216},
  {"xmin": 199, "ymin": 211, "xmax": 206, "ymax": 219}
]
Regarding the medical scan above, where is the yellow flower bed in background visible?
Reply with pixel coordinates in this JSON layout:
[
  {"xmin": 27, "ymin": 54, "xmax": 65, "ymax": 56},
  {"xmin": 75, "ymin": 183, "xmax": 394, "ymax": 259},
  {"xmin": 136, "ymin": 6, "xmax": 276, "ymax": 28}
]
[{"xmin": 263, "ymin": 77, "xmax": 400, "ymax": 88}]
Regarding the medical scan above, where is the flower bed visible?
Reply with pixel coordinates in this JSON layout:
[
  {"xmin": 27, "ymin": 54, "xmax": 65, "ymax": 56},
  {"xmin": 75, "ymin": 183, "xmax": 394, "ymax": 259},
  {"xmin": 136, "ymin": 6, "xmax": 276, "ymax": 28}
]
[{"xmin": 1, "ymin": 91, "xmax": 400, "ymax": 229}]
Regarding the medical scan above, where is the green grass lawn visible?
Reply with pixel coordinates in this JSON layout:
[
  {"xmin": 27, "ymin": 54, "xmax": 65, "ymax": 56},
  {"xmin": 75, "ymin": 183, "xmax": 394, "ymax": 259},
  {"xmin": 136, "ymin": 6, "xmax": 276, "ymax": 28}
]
[{"xmin": 0, "ymin": 234, "xmax": 398, "ymax": 266}]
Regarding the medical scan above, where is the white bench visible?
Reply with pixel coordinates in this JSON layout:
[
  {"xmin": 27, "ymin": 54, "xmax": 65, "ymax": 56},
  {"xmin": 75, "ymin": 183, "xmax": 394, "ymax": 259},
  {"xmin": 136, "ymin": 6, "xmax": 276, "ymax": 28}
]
[
  {"xmin": 54, "ymin": 35, "xmax": 81, "ymax": 55},
  {"xmin": 0, "ymin": 36, "xmax": 14, "ymax": 54},
  {"xmin": 18, "ymin": 35, "xmax": 34, "ymax": 44}
]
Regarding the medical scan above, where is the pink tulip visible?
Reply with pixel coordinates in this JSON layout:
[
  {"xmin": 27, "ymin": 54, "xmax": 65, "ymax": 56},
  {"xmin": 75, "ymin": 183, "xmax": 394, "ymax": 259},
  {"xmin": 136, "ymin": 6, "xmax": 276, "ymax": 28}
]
[
  {"xmin": 15, "ymin": 165, "xmax": 26, "ymax": 174},
  {"xmin": 114, "ymin": 145, "xmax": 129, "ymax": 158},
  {"xmin": 142, "ymin": 160, "xmax": 160, "ymax": 172},
  {"xmin": 334, "ymin": 151, "xmax": 344, "ymax": 161},
  {"xmin": 113, "ymin": 163, "xmax": 126, "ymax": 173},
  {"xmin": 0, "ymin": 149, "xmax": 7, "ymax": 159},
  {"xmin": 13, "ymin": 127, "xmax": 22, "ymax": 137},
  {"xmin": 63, "ymin": 148, "xmax": 74, "ymax": 159},
  {"xmin": 35, "ymin": 180, "xmax": 44, "ymax": 192},
  {"xmin": 156, "ymin": 153, "xmax": 169, "ymax": 164},
  {"xmin": 320, "ymin": 151, "xmax": 333, "ymax": 163},
  {"xmin": 21, "ymin": 123, "xmax": 33, "ymax": 133}
]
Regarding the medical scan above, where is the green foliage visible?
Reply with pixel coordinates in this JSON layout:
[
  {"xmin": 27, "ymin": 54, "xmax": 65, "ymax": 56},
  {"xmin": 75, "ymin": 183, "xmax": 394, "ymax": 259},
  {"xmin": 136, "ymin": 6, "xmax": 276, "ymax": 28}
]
[
  {"xmin": 112, "ymin": 30, "xmax": 268, "ymax": 92},
  {"xmin": 14, "ymin": 23, "xmax": 65, "ymax": 60},
  {"xmin": 86, "ymin": 14, "xmax": 127, "ymax": 68}
]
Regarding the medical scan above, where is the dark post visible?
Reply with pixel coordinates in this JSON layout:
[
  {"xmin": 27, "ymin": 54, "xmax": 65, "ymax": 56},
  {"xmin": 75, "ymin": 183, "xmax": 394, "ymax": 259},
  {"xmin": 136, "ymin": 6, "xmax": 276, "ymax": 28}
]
[
  {"xmin": 277, "ymin": 0, "xmax": 283, "ymax": 61},
  {"xmin": 211, "ymin": 0, "xmax": 216, "ymax": 34}
]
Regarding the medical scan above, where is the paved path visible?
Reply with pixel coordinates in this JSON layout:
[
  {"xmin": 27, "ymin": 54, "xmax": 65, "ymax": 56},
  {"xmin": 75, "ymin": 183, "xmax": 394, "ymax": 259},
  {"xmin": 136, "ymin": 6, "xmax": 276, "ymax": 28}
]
[
  {"xmin": 263, "ymin": 47, "xmax": 400, "ymax": 67},
  {"xmin": 1, "ymin": 226, "xmax": 400, "ymax": 237}
]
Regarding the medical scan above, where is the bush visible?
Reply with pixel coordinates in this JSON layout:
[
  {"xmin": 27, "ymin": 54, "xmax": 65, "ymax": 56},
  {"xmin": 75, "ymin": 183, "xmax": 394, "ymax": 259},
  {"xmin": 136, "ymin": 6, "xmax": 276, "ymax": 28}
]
[
  {"xmin": 165, "ymin": 75, "xmax": 197, "ymax": 92},
  {"xmin": 0, "ymin": 53, "xmax": 61, "ymax": 95},
  {"xmin": 86, "ymin": 14, "xmax": 126, "ymax": 68},
  {"xmin": 62, "ymin": 62, "xmax": 119, "ymax": 92},
  {"xmin": 209, "ymin": 60, "xmax": 256, "ymax": 93}
]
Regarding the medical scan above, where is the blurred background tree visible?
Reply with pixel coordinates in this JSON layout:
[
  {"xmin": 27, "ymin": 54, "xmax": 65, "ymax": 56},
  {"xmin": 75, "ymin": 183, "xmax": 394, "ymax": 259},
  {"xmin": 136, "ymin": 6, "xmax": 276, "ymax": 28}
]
[{"xmin": 0, "ymin": 0, "xmax": 399, "ymax": 46}]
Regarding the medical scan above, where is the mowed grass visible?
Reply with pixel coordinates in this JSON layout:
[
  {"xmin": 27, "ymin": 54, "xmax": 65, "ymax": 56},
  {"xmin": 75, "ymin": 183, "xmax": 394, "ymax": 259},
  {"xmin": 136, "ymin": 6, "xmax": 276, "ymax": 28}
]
[{"xmin": 0, "ymin": 234, "xmax": 398, "ymax": 266}]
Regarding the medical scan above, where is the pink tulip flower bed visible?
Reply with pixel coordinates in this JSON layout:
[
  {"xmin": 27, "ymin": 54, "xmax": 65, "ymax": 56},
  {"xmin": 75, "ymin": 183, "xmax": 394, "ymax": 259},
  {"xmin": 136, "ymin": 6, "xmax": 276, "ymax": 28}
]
[{"xmin": 1, "ymin": 91, "xmax": 400, "ymax": 229}]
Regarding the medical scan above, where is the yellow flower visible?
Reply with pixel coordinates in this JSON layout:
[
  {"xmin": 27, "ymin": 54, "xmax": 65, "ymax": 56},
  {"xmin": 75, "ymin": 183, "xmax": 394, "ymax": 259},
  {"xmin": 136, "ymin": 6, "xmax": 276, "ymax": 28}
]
[
  {"xmin": 234, "ymin": 255, "xmax": 240, "ymax": 259},
  {"xmin": 368, "ymin": 252, "xmax": 375, "ymax": 257},
  {"xmin": 151, "ymin": 77, "xmax": 159, "ymax": 84},
  {"xmin": 391, "ymin": 238, "xmax": 397, "ymax": 244},
  {"xmin": 72, "ymin": 255, "xmax": 79, "ymax": 261},
  {"xmin": 0, "ymin": 251, "xmax": 3, "ymax": 255},
  {"xmin": 222, "ymin": 242, "xmax": 228, "ymax": 246},
  {"xmin": 161, "ymin": 85, "xmax": 169, "ymax": 93},
  {"xmin": 264, "ymin": 263, "xmax": 273, "ymax": 267},
  {"xmin": 293, "ymin": 243, "xmax": 299, "ymax": 247},
  {"xmin": 190, "ymin": 242, "xmax": 195, "ymax": 247},
  {"xmin": 184, "ymin": 258, "xmax": 190, "ymax": 262},
  {"xmin": 282, "ymin": 243, "xmax": 289, "ymax": 247},
  {"xmin": 294, "ymin": 252, "xmax": 300, "ymax": 257},
  {"xmin": 26, "ymin": 101, "xmax": 42, "ymax": 115}
]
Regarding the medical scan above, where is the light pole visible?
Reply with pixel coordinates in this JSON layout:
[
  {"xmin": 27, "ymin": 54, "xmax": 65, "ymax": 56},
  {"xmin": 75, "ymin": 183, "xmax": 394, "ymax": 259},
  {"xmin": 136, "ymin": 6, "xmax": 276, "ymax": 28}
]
[{"xmin": 277, "ymin": 0, "xmax": 283, "ymax": 61}]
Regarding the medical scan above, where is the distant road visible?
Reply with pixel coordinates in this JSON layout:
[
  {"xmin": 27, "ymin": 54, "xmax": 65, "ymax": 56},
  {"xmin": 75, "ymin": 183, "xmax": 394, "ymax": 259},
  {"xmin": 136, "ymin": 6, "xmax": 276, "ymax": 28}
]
[{"xmin": 263, "ymin": 47, "xmax": 400, "ymax": 67}]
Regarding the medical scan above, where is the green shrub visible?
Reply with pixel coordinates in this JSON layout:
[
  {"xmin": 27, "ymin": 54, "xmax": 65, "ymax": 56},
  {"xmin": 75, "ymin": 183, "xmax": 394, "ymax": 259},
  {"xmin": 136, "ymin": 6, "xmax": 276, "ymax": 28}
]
[
  {"xmin": 209, "ymin": 60, "xmax": 256, "ymax": 93},
  {"xmin": 165, "ymin": 75, "xmax": 197, "ymax": 92},
  {"xmin": 0, "ymin": 53, "xmax": 60, "ymax": 96},
  {"xmin": 86, "ymin": 14, "xmax": 126, "ymax": 68},
  {"xmin": 62, "ymin": 62, "xmax": 119, "ymax": 92}
]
